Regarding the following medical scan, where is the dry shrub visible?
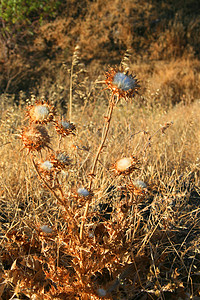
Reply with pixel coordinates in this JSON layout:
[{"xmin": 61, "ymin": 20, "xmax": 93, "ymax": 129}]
[
  {"xmin": 131, "ymin": 58, "xmax": 200, "ymax": 107},
  {"xmin": 150, "ymin": 59, "xmax": 200, "ymax": 105},
  {"xmin": 0, "ymin": 83, "xmax": 200, "ymax": 298},
  {"xmin": 34, "ymin": 18, "xmax": 76, "ymax": 55},
  {"xmin": 1, "ymin": 0, "xmax": 200, "ymax": 96},
  {"xmin": 149, "ymin": 14, "xmax": 196, "ymax": 60}
]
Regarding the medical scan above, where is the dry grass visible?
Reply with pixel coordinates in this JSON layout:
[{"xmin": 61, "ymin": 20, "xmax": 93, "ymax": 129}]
[{"xmin": 0, "ymin": 85, "xmax": 200, "ymax": 298}]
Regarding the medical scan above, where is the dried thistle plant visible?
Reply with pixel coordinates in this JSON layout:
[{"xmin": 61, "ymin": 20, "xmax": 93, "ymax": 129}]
[
  {"xmin": 79, "ymin": 66, "xmax": 140, "ymax": 242},
  {"xmin": 9, "ymin": 63, "xmax": 142, "ymax": 298},
  {"xmin": 2, "ymin": 55, "xmax": 181, "ymax": 300},
  {"xmin": 26, "ymin": 99, "xmax": 56, "ymax": 124}
]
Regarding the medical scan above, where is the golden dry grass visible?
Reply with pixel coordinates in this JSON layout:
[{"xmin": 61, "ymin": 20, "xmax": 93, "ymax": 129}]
[{"xmin": 0, "ymin": 86, "xmax": 200, "ymax": 298}]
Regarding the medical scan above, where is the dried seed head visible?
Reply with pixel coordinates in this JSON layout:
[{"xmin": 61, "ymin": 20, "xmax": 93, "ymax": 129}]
[
  {"xmin": 21, "ymin": 125, "xmax": 51, "ymax": 151},
  {"xmin": 97, "ymin": 288, "xmax": 107, "ymax": 297},
  {"xmin": 32, "ymin": 105, "xmax": 49, "ymax": 119},
  {"xmin": 116, "ymin": 157, "xmax": 132, "ymax": 171},
  {"xmin": 40, "ymin": 225, "xmax": 53, "ymax": 234},
  {"xmin": 27, "ymin": 100, "xmax": 55, "ymax": 124},
  {"xmin": 40, "ymin": 160, "xmax": 54, "ymax": 171},
  {"xmin": 37, "ymin": 159, "xmax": 55, "ymax": 183},
  {"xmin": 105, "ymin": 66, "xmax": 139, "ymax": 102},
  {"xmin": 133, "ymin": 180, "xmax": 147, "ymax": 189},
  {"xmin": 48, "ymin": 151, "xmax": 71, "ymax": 171},
  {"xmin": 61, "ymin": 121, "xmax": 71, "ymax": 129},
  {"xmin": 56, "ymin": 152, "xmax": 70, "ymax": 164},
  {"xmin": 54, "ymin": 119, "xmax": 76, "ymax": 137},
  {"xmin": 70, "ymin": 187, "xmax": 93, "ymax": 208},
  {"xmin": 114, "ymin": 156, "xmax": 138, "ymax": 175},
  {"xmin": 127, "ymin": 180, "xmax": 148, "ymax": 197},
  {"xmin": 77, "ymin": 188, "xmax": 90, "ymax": 197},
  {"xmin": 113, "ymin": 72, "xmax": 136, "ymax": 91}
]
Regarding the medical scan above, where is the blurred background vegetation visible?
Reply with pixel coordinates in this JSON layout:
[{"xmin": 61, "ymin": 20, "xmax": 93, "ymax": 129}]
[{"xmin": 0, "ymin": 0, "xmax": 199, "ymax": 108}]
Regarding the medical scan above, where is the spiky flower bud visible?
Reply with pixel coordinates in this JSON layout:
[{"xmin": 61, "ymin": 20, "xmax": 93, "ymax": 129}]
[
  {"xmin": 127, "ymin": 179, "xmax": 148, "ymax": 197},
  {"xmin": 27, "ymin": 101, "xmax": 55, "ymax": 124},
  {"xmin": 113, "ymin": 72, "xmax": 137, "ymax": 91},
  {"xmin": 56, "ymin": 152, "xmax": 70, "ymax": 164},
  {"xmin": 133, "ymin": 180, "xmax": 147, "ymax": 189},
  {"xmin": 97, "ymin": 288, "xmax": 107, "ymax": 297},
  {"xmin": 40, "ymin": 160, "xmax": 54, "ymax": 171},
  {"xmin": 46, "ymin": 151, "xmax": 71, "ymax": 172},
  {"xmin": 61, "ymin": 121, "xmax": 71, "ymax": 129},
  {"xmin": 114, "ymin": 156, "xmax": 138, "ymax": 175},
  {"xmin": 55, "ymin": 119, "xmax": 76, "ymax": 137},
  {"xmin": 37, "ymin": 159, "xmax": 55, "ymax": 183},
  {"xmin": 77, "ymin": 188, "xmax": 90, "ymax": 197},
  {"xmin": 105, "ymin": 67, "xmax": 139, "ymax": 102},
  {"xmin": 40, "ymin": 225, "xmax": 53, "ymax": 234},
  {"xmin": 21, "ymin": 125, "xmax": 51, "ymax": 151}
]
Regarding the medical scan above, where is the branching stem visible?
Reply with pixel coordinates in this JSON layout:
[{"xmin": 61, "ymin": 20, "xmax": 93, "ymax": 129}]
[
  {"xmin": 80, "ymin": 94, "xmax": 117, "ymax": 241},
  {"xmin": 31, "ymin": 156, "xmax": 73, "ymax": 220}
]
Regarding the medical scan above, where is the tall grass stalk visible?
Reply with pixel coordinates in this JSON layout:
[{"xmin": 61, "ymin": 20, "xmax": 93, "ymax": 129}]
[{"xmin": 69, "ymin": 45, "xmax": 80, "ymax": 122}]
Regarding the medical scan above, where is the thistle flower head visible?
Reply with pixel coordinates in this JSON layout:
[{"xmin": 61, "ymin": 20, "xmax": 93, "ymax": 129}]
[
  {"xmin": 133, "ymin": 180, "xmax": 147, "ymax": 189},
  {"xmin": 37, "ymin": 159, "xmax": 55, "ymax": 182},
  {"xmin": 48, "ymin": 151, "xmax": 71, "ymax": 171},
  {"xmin": 61, "ymin": 121, "xmax": 71, "ymax": 129},
  {"xmin": 105, "ymin": 66, "xmax": 139, "ymax": 102},
  {"xmin": 116, "ymin": 157, "xmax": 132, "ymax": 171},
  {"xmin": 114, "ymin": 156, "xmax": 138, "ymax": 175},
  {"xmin": 34, "ymin": 105, "xmax": 49, "ymax": 118},
  {"xmin": 54, "ymin": 119, "xmax": 76, "ymax": 137},
  {"xmin": 97, "ymin": 288, "xmax": 107, "ymax": 297},
  {"xmin": 56, "ymin": 152, "xmax": 70, "ymax": 164},
  {"xmin": 113, "ymin": 72, "xmax": 136, "ymax": 91},
  {"xmin": 20, "ymin": 125, "xmax": 51, "ymax": 152},
  {"xmin": 27, "ymin": 100, "xmax": 55, "ymax": 124},
  {"xmin": 77, "ymin": 188, "xmax": 90, "ymax": 197},
  {"xmin": 40, "ymin": 225, "xmax": 53, "ymax": 234},
  {"xmin": 40, "ymin": 160, "xmax": 54, "ymax": 171},
  {"xmin": 127, "ymin": 180, "xmax": 148, "ymax": 197}
]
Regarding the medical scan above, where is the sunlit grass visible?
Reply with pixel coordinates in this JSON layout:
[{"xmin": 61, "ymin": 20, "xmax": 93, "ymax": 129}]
[{"xmin": 0, "ymin": 90, "xmax": 200, "ymax": 298}]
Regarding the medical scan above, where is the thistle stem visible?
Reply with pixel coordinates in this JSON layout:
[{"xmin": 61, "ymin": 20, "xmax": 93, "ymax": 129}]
[
  {"xmin": 31, "ymin": 157, "xmax": 74, "ymax": 221},
  {"xmin": 80, "ymin": 95, "xmax": 116, "ymax": 241},
  {"xmin": 89, "ymin": 104, "xmax": 114, "ymax": 189}
]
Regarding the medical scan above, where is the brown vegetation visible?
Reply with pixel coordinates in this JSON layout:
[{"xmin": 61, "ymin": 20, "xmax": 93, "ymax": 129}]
[{"xmin": 0, "ymin": 0, "xmax": 200, "ymax": 299}]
